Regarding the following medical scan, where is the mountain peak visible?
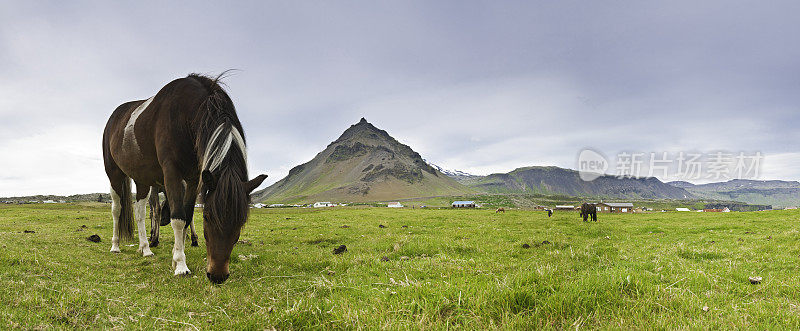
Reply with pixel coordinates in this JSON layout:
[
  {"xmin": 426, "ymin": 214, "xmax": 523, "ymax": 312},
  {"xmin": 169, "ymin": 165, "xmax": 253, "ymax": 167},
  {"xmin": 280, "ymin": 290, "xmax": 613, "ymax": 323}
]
[
  {"xmin": 253, "ymin": 119, "xmax": 470, "ymax": 203},
  {"xmin": 334, "ymin": 118, "xmax": 391, "ymax": 145}
]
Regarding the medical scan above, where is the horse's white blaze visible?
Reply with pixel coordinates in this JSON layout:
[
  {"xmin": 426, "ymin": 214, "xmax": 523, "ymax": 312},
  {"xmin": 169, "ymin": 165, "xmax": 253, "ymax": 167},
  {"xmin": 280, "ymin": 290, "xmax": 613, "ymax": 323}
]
[
  {"xmin": 134, "ymin": 197, "xmax": 153, "ymax": 257},
  {"xmin": 122, "ymin": 96, "xmax": 154, "ymax": 154},
  {"xmin": 201, "ymin": 124, "xmax": 247, "ymax": 171},
  {"xmin": 110, "ymin": 186, "xmax": 121, "ymax": 253},
  {"xmin": 171, "ymin": 219, "xmax": 190, "ymax": 275}
]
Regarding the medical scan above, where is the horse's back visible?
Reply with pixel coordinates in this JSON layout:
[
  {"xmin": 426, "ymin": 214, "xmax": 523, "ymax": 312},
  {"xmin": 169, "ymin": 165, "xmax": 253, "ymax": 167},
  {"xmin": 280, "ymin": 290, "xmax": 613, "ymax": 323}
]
[{"xmin": 103, "ymin": 77, "xmax": 205, "ymax": 185}]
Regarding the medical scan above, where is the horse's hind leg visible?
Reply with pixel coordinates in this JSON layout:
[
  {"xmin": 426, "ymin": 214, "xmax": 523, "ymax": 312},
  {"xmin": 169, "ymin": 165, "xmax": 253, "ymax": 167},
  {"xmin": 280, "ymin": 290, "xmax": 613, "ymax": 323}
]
[
  {"xmin": 134, "ymin": 183, "xmax": 154, "ymax": 257},
  {"xmin": 109, "ymin": 182, "xmax": 122, "ymax": 253},
  {"xmin": 189, "ymin": 220, "xmax": 199, "ymax": 247},
  {"xmin": 148, "ymin": 186, "xmax": 160, "ymax": 248},
  {"xmin": 106, "ymin": 168, "xmax": 134, "ymax": 253}
]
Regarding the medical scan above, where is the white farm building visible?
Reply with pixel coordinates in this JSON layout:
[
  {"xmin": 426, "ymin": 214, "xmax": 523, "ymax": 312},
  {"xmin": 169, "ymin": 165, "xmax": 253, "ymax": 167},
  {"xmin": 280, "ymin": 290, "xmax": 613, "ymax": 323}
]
[{"xmin": 451, "ymin": 201, "xmax": 476, "ymax": 208}]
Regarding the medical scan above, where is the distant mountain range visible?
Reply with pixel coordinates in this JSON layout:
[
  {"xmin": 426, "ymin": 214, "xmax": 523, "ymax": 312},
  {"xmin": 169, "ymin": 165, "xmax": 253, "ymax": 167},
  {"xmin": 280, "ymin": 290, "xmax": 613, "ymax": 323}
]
[
  {"xmin": 422, "ymin": 163, "xmax": 797, "ymax": 207},
  {"xmin": 668, "ymin": 179, "xmax": 800, "ymax": 208},
  {"xmin": 251, "ymin": 118, "xmax": 796, "ymax": 206},
  {"xmin": 450, "ymin": 166, "xmax": 694, "ymax": 199}
]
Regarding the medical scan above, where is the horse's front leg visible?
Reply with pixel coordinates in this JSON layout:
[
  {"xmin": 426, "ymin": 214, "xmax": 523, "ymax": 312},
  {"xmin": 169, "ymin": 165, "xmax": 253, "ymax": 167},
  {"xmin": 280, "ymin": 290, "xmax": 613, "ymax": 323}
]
[
  {"xmin": 164, "ymin": 170, "xmax": 191, "ymax": 276},
  {"xmin": 182, "ymin": 180, "xmax": 200, "ymax": 248}
]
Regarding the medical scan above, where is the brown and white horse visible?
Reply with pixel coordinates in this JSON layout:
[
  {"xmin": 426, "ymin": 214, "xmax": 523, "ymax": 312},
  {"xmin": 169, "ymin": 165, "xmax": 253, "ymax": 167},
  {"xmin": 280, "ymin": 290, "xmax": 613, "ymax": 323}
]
[{"xmin": 102, "ymin": 73, "xmax": 267, "ymax": 284}]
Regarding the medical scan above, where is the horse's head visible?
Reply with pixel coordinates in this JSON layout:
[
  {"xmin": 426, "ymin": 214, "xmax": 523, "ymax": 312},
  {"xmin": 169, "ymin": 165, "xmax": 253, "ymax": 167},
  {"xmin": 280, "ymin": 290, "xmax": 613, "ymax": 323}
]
[{"xmin": 201, "ymin": 170, "xmax": 267, "ymax": 284}]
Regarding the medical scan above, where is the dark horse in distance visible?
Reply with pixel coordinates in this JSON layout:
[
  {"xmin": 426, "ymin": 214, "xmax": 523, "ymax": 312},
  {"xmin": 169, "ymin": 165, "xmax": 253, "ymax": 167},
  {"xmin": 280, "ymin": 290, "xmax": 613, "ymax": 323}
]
[
  {"xmin": 580, "ymin": 203, "xmax": 597, "ymax": 222},
  {"xmin": 102, "ymin": 73, "xmax": 267, "ymax": 284}
]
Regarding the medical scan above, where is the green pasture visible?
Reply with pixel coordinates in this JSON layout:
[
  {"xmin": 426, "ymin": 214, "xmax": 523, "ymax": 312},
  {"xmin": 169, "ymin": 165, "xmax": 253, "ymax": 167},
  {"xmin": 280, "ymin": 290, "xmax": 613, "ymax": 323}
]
[{"xmin": 1, "ymin": 204, "xmax": 799, "ymax": 329}]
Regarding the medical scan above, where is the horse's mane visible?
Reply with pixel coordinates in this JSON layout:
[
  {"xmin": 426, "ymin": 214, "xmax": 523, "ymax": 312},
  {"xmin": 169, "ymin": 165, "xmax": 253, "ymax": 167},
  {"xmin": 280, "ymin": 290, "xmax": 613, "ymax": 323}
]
[
  {"xmin": 189, "ymin": 73, "xmax": 250, "ymax": 231},
  {"xmin": 189, "ymin": 72, "xmax": 245, "ymax": 154}
]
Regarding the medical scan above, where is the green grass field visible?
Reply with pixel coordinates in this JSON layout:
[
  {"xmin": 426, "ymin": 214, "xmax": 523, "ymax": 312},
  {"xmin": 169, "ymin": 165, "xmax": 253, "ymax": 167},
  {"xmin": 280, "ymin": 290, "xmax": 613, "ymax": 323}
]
[{"xmin": 2, "ymin": 204, "xmax": 800, "ymax": 329}]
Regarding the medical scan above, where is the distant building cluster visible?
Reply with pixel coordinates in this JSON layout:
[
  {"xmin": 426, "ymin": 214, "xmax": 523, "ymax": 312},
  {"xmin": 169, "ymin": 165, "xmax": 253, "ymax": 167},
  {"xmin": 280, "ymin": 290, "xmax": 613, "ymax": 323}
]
[
  {"xmin": 238, "ymin": 199, "xmax": 784, "ymax": 212},
  {"xmin": 451, "ymin": 201, "xmax": 476, "ymax": 208},
  {"xmin": 313, "ymin": 202, "xmax": 338, "ymax": 208},
  {"xmin": 2, "ymin": 199, "xmax": 66, "ymax": 204},
  {"xmin": 596, "ymin": 202, "xmax": 634, "ymax": 213}
]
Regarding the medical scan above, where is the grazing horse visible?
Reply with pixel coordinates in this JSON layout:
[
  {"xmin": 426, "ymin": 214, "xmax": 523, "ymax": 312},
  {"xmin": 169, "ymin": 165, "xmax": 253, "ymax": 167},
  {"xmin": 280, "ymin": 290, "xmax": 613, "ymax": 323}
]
[
  {"xmin": 495, "ymin": 208, "xmax": 505, "ymax": 213},
  {"xmin": 580, "ymin": 203, "xmax": 597, "ymax": 222},
  {"xmin": 102, "ymin": 73, "xmax": 268, "ymax": 284},
  {"xmin": 148, "ymin": 186, "xmax": 198, "ymax": 248}
]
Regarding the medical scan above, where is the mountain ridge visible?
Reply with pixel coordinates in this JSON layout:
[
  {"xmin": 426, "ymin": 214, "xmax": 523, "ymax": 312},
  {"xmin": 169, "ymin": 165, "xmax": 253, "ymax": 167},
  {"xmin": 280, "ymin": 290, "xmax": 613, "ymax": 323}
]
[
  {"xmin": 451, "ymin": 166, "xmax": 694, "ymax": 199},
  {"xmin": 667, "ymin": 179, "xmax": 800, "ymax": 208}
]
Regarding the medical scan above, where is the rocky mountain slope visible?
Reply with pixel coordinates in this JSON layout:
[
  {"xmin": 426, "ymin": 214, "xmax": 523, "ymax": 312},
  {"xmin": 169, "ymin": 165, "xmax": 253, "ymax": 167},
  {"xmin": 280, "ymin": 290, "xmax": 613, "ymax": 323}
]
[{"xmin": 253, "ymin": 118, "xmax": 473, "ymax": 203}]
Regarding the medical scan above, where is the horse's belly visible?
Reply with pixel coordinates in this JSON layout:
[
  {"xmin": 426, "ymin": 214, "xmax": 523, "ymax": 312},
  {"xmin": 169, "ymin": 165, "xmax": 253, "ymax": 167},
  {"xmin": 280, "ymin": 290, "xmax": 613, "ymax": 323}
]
[
  {"xmin": 113, "ymin": 148, "xmax": 162, "ymax": 184},
  {"xmin": 111, "ymin": 127, "xmax": 162, "ymax": 186}
]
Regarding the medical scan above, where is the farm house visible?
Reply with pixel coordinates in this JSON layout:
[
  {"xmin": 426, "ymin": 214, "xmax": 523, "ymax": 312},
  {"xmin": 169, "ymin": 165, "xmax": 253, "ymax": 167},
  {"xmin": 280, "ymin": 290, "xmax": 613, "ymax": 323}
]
[
  {"xmin": 451, "ymin": 201, "xmax": 476, "ymax": 208},
  {"xmin": 554, "ymin": 205, "xmax": 575, "ymax": 211},
  {"xmin": 596, "ymin": 202, "xmax": 634, "ymax": 213},
  {"xmin": 387, "ymin": 202, "xmax": 403, "ymax": 208}
]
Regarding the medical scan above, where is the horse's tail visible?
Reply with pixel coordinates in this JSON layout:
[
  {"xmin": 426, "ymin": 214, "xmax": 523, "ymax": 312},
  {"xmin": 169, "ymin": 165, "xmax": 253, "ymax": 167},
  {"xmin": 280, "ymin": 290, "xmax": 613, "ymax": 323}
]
[{"xmin": 117, "ymin": 177, "xmax": 135, "ymax": 241}]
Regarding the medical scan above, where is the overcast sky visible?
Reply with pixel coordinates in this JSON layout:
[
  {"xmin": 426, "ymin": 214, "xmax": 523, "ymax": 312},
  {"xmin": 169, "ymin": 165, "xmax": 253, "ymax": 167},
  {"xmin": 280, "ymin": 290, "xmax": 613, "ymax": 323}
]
[{"xmin": 1, "ymin": 1, "xmax": 798, "ymax": 196}]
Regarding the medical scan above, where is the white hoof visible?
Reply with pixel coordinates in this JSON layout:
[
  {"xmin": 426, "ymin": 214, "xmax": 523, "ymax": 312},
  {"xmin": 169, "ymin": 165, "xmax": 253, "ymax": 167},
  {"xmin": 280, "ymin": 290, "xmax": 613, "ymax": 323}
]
[
  {"xmin": 138, "ymin": 244, "xmax": 153, "ymax": 256},
  {"xmin": 174, "ymin": 265, "xmax": 191, "ymax": 276},
  {"xmin": 110, "ymin": 245, "xmax": 121, "ymax": 253},
  {"xmin": 140, "ymin": 248, "xmax": 154, "ymax": 257}
]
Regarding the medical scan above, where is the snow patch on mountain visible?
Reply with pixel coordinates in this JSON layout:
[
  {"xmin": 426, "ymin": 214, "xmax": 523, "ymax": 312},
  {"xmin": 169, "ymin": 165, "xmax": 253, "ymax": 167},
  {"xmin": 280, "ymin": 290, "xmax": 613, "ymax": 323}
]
[{"xmin": 425, "ymin": 160, "xmax": 475, "ymax": 178}]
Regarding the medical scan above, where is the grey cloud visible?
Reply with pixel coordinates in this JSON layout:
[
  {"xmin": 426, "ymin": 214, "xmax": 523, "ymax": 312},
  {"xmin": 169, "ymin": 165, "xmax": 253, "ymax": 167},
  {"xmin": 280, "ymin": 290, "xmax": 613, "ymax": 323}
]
[{"xmin": 0, "ymin": 1, "xmax": 798, "ymax": 195}]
